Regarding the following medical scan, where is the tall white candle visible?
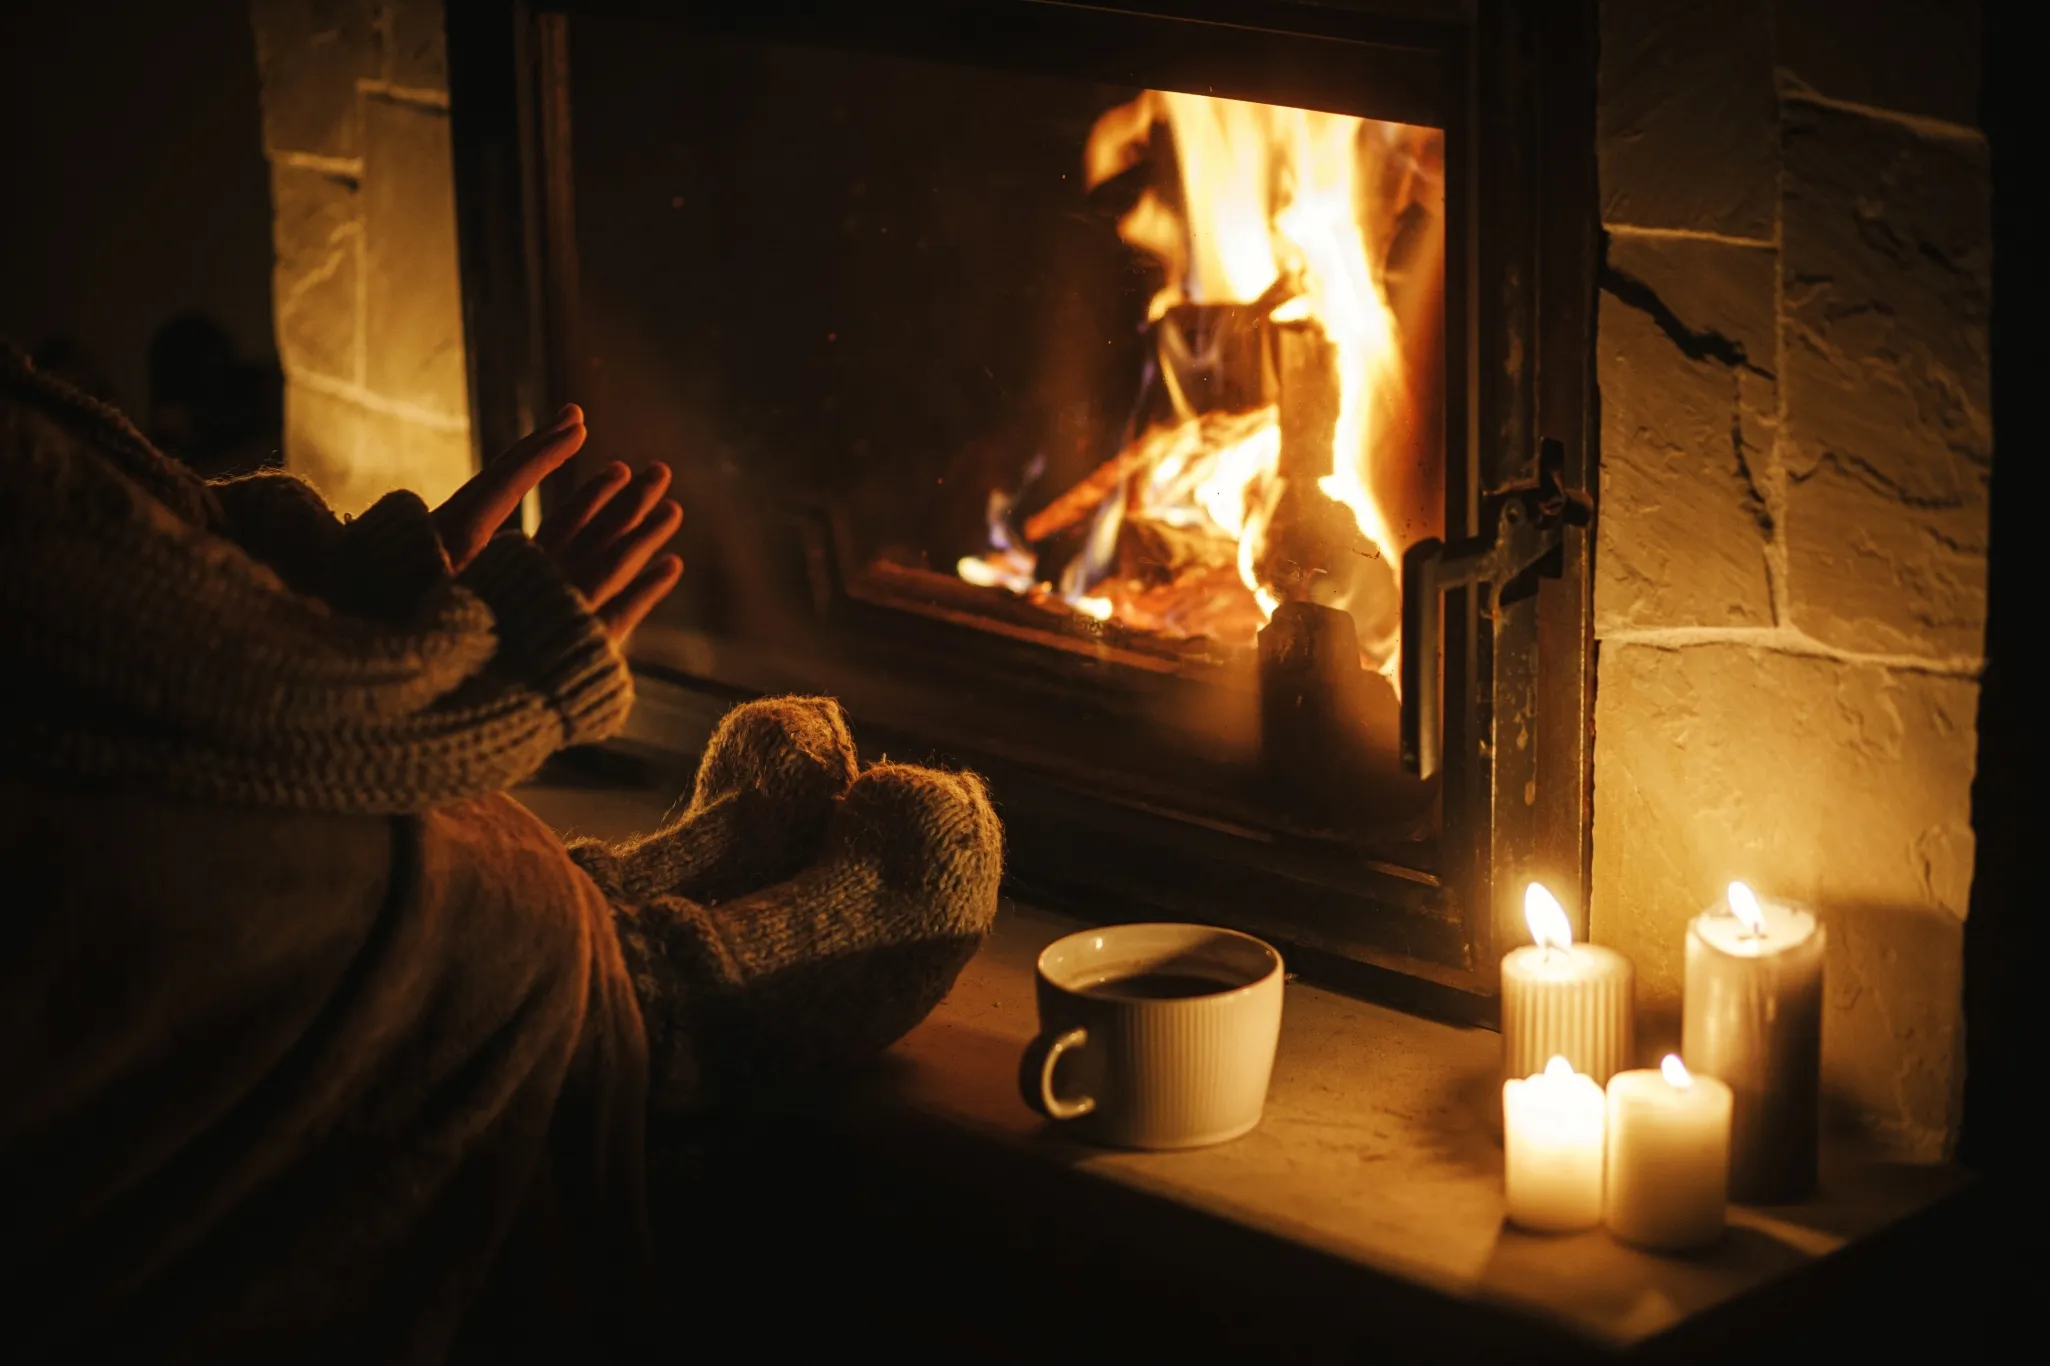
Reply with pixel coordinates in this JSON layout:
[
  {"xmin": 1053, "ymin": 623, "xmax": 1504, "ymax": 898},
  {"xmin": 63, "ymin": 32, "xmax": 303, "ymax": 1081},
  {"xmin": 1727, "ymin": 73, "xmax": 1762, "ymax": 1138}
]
[
  {"xmin": 1604, "ymin": 1055, "xmax": 1733, "ymax": 1251},
  {"xmin": 1501, "ymin": 884, "xmax": 1634, "ymax": 1084},
  {"xmin": 1683, "ymin": 882, "xmax": 1824, "ymax": 1203},
  {"xmin": 1502, "ymin": 1055, "xmax": 1606, "ymax": 1233}
]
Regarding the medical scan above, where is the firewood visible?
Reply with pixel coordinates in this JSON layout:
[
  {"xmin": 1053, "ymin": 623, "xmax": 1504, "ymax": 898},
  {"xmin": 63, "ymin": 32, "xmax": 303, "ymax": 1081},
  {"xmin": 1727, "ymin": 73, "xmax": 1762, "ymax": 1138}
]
[
  {"xmin": 1115, "ymin": 516, "xmax": 1234, "ymax": 586},
  {"xmin": 1026, "ymin": 295, "xmax": 1299, "ymax": 546},
  {"xmin": 1157, "ymin": 301, "xmax": 1276, "ymax": 418},
  {"xmin": 1254, "ymin": 479, "xmax": 1356, "ymax": 595},
  {"xmin": 1274, "ymin": 320, "xmax": 1339, "ymax": 481},
  {"xmin": 1021, "ymin": 443, "xmax": 1160, "ymax": 545}
]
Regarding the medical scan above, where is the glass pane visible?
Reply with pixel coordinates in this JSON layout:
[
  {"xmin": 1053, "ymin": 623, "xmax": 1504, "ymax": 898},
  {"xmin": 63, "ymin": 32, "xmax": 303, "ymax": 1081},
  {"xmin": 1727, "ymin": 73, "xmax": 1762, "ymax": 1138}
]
[{"xmin": 569, "ymin": 18, "xmax": 1443, "ymax": 664}]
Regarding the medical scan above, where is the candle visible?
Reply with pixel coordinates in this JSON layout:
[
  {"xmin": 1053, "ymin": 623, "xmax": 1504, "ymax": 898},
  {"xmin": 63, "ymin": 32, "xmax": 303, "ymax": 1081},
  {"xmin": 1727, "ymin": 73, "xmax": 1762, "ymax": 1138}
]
[
  {"xmin": 1501, "ymin": 883, "xmax": 1634, "ymax": 1084},
  {"xmin": 1604, "ymin": 1055, "xmax": 1734, "ymax": 1251},
  {"xmin": 1502, "ymin": 1055, "xmax": 1606, "ymax": 1232},
  {"xmin": 1682, "ymin": 881, "xmax": 1825, "ymax": 1203}
]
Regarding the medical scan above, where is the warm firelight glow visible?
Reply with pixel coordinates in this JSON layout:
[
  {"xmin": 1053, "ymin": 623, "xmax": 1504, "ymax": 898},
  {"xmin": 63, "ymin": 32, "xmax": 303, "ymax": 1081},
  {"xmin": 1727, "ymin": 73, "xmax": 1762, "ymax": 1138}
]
[
  {"xmin": 1662, "ymin": 1054, "xmax": 1693, "ymax": 1089},
  {"xmin": 1544, "ymin": 1055, "xmax": 1576, "ymax": 1081},
  {"xmin": 1524, "ymin": 882, "xmax": 1573, "ymax": 952},
  {"xmin": 1726, "ymin": 881, "xmax": 1764, "ymax": 937},
  {"xmin": 956, "ymin": 89, "xmax": 1441, "ymax": 685}
]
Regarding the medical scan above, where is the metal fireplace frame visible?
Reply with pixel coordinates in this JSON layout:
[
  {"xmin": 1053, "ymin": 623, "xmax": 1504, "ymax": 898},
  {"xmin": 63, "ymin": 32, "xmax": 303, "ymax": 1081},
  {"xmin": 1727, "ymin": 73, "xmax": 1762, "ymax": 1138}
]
[{"xmin": 446, "ymin": 0, "xmax": 1597, "ymax": 1023}]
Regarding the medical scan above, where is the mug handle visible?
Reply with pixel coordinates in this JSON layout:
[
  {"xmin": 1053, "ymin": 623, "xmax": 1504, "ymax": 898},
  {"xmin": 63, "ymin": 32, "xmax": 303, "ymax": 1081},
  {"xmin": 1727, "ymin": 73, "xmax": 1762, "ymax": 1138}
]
[{"xmin": 1018, "ymin": 1026, "xmax": 1096, "ymax": 1121}]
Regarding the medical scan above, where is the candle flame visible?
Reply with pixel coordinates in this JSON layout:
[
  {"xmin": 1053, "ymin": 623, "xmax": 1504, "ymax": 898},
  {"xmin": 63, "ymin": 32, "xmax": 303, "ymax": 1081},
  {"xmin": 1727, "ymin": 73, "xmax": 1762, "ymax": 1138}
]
[
  {"xmin": 1662, "ymin": 1054, "xmax": 1693, "ymax": 1088},
  {"xmin": 1543, "ymin": 1055, "xmax": 1575, "ymax": 1080},
  {"xmin": 1524, "ymin": 883, "xmax": 1573, "ymax": 951},
  {"xmin": 1726, "ymin": 881, "xmax": 1765, "ymax": 936}
]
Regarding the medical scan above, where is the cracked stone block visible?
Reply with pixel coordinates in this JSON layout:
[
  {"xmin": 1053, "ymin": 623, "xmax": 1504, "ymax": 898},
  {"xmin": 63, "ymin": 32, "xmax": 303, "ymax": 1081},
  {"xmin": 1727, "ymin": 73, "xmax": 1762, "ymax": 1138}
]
[
  {"xmin": 269, "ymin": 164, "xmax": 359, "ymax": 382},
  {"xmin": 381, "ymin": 0, "xmax": 448, "ymax": 91},
  {"xmin": 1595, "ymin": 236, "xmax": 1776, "ymax": 633},
  {"xmin": 286, "ymin": 380, "xmax": 472, "ymax": 514},
  {"xmin": 362, "ymin": 95, "xmax": 469, "ymax": 420},
  {"xmin": 1591, "ymin": 641, "xmax": 1977, "ymax": 1159},
  {"xmin": 1774, "ymin": 0, "xmax": 1981, "ymax": 128},
  {"xmin": 1599, "ymin": 0, "xmax": 1776, "ymax": 239},
  {"xmin": 1781, "ymin": 101, "xmax": 1991, "ymax": 659},
  {"xmin": 251, "ymin": 0, "xmax": 379, "ymax": 158}
]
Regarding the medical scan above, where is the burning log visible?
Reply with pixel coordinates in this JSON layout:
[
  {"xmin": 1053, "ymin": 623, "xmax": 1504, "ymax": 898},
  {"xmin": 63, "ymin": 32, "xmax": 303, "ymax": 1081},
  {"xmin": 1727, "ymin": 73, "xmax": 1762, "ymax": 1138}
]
[
  {"xmin": 1253, "ymin": 318, "xmax": 1403, "ymax": 662},
  {"xmin": 1022, "ymin": 444, "xmax": 1159, "ymax": 545},
  {"xmin": 1254, "ymin": 320, "xmax": 1352, "ymax": 598},
  {"xmin": 1114, "ymin": 516, "xmax": 1235, "ymax": 587},
  {"xmin": 1022, "ymin": 404, "xmax": 1272, "ymax": 546},
  {"xmin": 1026, "ymin": 299, "xmax": 1289, "ymax": 547},
  {"xmin": 1156, "ymin": 299, "xmax": 1280, "ymax": 419},
  {"xmin": 1273, "ymin": 321, "xmax": 1338, "ymax": 481}
]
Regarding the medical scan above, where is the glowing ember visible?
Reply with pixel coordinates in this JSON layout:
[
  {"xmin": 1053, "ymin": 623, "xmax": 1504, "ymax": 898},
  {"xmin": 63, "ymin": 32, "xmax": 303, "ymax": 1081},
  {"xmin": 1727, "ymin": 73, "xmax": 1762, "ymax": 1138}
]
[{"xmin": 956, "ymin": 89, "xmax": 1441, "ymax": 689}]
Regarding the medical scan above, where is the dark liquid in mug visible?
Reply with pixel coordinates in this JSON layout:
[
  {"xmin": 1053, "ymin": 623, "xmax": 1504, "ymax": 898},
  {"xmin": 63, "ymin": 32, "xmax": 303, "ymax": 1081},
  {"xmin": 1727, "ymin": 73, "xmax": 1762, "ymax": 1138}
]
[{"xmin": 1084, "ymin": 972, "xmax": 1235, "ymax": 1000}]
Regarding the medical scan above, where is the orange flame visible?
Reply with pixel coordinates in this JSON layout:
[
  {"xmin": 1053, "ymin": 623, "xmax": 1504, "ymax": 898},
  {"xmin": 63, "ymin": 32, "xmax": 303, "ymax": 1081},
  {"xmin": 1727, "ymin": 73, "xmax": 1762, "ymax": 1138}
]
[{"xmin": 960, "ymin": 89, "xmax": 1439, "ymax": 685}]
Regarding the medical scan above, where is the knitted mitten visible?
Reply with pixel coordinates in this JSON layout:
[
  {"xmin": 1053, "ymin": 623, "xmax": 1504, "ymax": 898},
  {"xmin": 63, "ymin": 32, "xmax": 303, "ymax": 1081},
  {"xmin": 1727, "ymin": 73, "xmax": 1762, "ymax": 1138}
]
[
  {"xmin": 617, "ymin": 762, "xmax": 1003, "ymax": 1108},
  {"xmin": 570, "ymin": 696, "xmax": 859, "ymax": 906}
]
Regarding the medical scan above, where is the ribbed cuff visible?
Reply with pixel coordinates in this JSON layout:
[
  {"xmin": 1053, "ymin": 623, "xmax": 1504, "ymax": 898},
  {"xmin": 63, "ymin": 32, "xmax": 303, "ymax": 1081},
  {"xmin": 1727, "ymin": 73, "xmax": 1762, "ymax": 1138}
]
[
  {"xmin": 460, "ymin": 534, "xmax": 633, "ymax": 746},
  {"xmin": 338, "ymin": 490, "xmax": 453, "ymax": 620}
]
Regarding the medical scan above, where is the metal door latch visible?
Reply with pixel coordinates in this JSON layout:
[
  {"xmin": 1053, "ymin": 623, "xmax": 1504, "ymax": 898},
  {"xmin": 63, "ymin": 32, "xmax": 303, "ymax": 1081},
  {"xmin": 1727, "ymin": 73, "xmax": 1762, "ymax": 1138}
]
[{"xmin": 1400, "ymin": 439, "xmax": 1591, "ymax": 778}]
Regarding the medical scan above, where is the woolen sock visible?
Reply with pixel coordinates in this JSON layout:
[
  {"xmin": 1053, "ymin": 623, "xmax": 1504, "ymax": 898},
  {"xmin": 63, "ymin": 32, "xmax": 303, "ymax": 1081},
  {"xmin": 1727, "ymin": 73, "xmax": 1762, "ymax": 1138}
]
[
  {"xmin": 569, "ymin": 695, "xmax": 859, "ymax": 907},
  {"xmin": 617, "ymin": 761, "xmax": 1003, "ymax": 1109}
]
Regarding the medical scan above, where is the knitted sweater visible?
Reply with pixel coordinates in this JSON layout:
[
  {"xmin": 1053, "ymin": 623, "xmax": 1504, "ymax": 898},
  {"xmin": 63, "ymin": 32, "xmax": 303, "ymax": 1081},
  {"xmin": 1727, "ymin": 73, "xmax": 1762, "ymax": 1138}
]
[
  {"xmin": 0, "ymin": 347, "xmax": 633, "ymax": 810},
  {"xmin": 0, "ymin": 347, "xmax": 1001, "ymax": 1363}
]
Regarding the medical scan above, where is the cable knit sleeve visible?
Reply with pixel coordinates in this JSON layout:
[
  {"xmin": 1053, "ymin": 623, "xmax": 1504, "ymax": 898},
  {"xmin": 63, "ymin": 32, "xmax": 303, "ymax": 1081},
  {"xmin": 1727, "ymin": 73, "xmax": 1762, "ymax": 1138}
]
[
  {"xmin": 210, "ymin": 473, "xmax": 454, "ymax": 624},
  {"xmin": 212, "ymin": 471, "xmax": 631, "ymax": 750},
  {"xmin": 1, "ymin": 349, "xmax": 639, "ymax": 813}
]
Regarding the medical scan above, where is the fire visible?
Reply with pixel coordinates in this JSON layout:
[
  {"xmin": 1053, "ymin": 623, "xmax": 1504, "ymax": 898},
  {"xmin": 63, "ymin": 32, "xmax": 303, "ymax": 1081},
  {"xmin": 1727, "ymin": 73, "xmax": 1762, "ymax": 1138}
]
[
  {"xmin": 1726, "ymin": 881, "xmax": 1765, "ymax": 936},
  {"xmin": 957, "ymin": 88, "xmax": 1441, "ymax": 687},
  {"xmin": 1524, "ymin": 883, "xmax": 1573, "ymax": 952}
]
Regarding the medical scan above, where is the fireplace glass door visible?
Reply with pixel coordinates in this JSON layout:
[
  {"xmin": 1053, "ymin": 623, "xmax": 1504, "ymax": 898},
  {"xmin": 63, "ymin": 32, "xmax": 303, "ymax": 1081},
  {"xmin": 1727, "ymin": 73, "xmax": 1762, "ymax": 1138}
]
[{"xmin": 451, "ymin": 1, "xmax": 1597, "ymax": 1015}]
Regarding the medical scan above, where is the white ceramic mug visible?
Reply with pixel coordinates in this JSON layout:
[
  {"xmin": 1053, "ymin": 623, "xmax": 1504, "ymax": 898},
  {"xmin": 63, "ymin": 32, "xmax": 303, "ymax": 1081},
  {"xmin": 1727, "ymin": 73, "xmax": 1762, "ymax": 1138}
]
[{"xmin": 1018, "ymin": 923, "xmax": 1285, "ymax": 1150}]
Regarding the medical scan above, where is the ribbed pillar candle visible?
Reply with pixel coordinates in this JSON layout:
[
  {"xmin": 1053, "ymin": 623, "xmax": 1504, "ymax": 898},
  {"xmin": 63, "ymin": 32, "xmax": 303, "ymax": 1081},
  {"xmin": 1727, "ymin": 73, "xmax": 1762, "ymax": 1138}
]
[{"xmin": 1501, "ymin": 884, "xmax": 1635, "ymax": 1085}]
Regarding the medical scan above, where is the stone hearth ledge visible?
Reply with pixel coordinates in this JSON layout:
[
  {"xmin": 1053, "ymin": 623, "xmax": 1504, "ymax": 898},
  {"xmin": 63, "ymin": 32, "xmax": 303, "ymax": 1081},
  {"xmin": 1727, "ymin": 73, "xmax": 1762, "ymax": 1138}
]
[{"xmin": 515, "ymin": 781, "xmax": 1969, "ymax": 1357}]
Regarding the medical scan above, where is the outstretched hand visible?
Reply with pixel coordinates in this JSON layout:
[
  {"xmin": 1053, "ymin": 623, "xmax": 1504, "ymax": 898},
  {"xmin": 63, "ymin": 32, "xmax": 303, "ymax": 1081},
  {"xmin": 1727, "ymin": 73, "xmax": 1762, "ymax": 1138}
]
[{"xmin": 431, "ymin": 404, "xmax": 684, "ymax": 641}]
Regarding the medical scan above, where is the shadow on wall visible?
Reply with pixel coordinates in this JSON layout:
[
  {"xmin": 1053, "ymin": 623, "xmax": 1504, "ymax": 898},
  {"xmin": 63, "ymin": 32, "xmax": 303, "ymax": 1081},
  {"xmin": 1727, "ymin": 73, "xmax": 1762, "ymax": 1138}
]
[
  {"xmin": 30, "ymin": 315, "xmax": 283, "ymax": 481},
  {"xmin": 1817, "ymin": 899, "xmax": 1965, "ymax": 1162}
]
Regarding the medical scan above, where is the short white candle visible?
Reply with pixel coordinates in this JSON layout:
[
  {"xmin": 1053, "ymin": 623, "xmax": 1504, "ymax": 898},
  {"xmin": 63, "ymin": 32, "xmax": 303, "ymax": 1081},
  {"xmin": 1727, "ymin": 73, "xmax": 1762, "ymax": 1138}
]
[
  {"xmin": 1604, "ymin": 1055, "xmax": 1734, "ymax": 1251},
  {"xmin": 1683, "ymin": 881, "xmax": 1824, "ymax": 1203},
  {"xmin": 1502, "ymin": 1055, "xmax": 1606, "ymax": 1233},
  {"xmin": 1501, "ymin": 884, "xmax": 1634, "ymax": 1085}
]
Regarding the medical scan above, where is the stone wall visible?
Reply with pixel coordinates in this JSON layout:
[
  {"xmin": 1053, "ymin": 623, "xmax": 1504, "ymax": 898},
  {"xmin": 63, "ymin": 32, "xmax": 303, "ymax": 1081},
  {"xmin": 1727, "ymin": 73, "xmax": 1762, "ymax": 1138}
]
[
  {"xmin": 250, "ymin": 0, "xmax": 471, "ymax": 513},
  {"xmin": 1591, "ymin": 0, "xmax": 1990, "ymax": 1160}
]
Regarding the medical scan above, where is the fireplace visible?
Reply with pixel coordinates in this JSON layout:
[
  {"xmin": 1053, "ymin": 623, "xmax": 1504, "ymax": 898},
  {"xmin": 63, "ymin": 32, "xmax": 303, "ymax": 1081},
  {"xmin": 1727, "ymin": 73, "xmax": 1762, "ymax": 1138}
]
[
  {"xmin": 253, "ymin": 0, "xmax": 1992, "ymax": 1159},
  {"xmin": 442, "ymin": 0, "xmax": 1595, "ymax": 1016}
]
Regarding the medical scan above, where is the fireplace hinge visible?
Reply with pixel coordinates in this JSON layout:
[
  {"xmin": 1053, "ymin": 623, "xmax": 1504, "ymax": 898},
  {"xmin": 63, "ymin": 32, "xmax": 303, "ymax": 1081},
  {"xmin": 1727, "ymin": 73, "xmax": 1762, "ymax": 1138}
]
[{"xmin": 1400, "ymin": 438, "xmax": 1591, "ymax": 778}]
